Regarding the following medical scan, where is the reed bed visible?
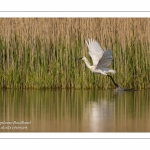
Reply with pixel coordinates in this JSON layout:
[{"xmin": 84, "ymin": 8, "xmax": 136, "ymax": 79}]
[{"xmin": 0, "ymin": 18, "xmax": 149, "ymax": 89}]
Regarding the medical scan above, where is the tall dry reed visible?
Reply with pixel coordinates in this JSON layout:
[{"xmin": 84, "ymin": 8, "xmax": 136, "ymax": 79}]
[{"xmin": 0, "ymin": 18, "xmax": 149, "ymax": 89}]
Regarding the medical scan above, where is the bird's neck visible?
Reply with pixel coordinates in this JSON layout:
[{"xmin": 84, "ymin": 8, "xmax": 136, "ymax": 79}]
[{"xmin": 82, "ymin": 57, "xmax": 92, "ymax": 70}]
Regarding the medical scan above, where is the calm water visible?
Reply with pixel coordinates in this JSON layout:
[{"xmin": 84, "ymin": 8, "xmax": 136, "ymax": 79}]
[{"xmin": 0, "ymin": 89, "xmax": 150, "ymax": 132}]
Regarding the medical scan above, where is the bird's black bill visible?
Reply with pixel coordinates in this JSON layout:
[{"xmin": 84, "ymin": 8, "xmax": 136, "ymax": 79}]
[{"xmin": 76, "ymin": 57, "xmax": 83, "ymax": 60}]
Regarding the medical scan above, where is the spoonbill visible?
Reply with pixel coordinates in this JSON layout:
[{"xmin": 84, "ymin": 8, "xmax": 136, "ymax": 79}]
[
  {"xmin": 78, "ymin": 38, "xmax": 119, "ymax": 88},
  {"xmin": 78, "ymin": 38, "xmax": 116, "ymax": 75}
]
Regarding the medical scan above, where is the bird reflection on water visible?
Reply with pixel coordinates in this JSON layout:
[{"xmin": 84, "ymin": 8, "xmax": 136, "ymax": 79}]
[{"xmin": 0, "ymin": 89, "xmax": 149, "ymax": 132}]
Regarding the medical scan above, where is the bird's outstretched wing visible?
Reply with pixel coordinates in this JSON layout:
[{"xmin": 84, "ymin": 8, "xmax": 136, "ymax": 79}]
[
  {"xmin": 96, "ymin": 49, "xmax": 113, "ymax": 69},
  {"xmin": 85, "ymin": 38, "xmax": 103, "ymax": 66}
]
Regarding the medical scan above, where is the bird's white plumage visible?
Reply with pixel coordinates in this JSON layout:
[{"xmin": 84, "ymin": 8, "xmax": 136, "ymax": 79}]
[
  {"xmin": 78, "ymin": 38, "xmax": 118, "ymax": 87},
  {"xmin": 82, "ymin": 38, "xmax": 115, "ymax": 75},
  {"xmin": 85, "ymin": 38, "xmax": 103, "ymax": 66}
]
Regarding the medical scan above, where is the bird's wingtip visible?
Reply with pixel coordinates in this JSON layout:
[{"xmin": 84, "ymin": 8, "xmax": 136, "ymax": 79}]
[
  {"xmin": 85, "ymin": 38, "xmax": 96, "ymax": 45},
  {"xmin": 85, "ymin": 38, "xmax": 89, "ymax": 43}
]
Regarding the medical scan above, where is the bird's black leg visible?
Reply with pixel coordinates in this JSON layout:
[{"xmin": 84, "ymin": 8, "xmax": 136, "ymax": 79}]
[{"xmin": 107, "ymin": 74, "xmax": 119, "ymax": 88}]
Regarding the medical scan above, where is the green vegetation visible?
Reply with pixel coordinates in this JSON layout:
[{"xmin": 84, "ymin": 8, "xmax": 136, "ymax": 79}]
[{"xmin": 0, "ymin": 18, "xmax": 149, "ymax": 89}]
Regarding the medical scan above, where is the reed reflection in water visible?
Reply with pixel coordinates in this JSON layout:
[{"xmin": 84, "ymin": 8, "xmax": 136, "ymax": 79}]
[{"xmin": 0, "ymin": 89, "xmax": 150, "ymax": 132}]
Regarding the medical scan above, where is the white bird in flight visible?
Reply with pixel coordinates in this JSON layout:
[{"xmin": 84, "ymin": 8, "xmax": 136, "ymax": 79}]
[{"xmin": 78, "ymin": 38, "xmax": 116, "ymax": 76}]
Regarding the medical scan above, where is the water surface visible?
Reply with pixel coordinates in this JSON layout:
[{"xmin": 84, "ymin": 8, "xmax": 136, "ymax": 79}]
[{"xmin": 0, "ymin": 89, "xmax": 150, "ymax": 132}]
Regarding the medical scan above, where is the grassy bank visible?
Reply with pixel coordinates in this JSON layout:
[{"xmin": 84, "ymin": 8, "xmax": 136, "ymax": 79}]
[{"xmin": 0, "ymin": 18, "xmax": 149, "ymax": 89}]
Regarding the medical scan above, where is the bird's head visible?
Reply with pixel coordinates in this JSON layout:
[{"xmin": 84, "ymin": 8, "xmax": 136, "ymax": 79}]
[{"xmin": 76, "ymin": 56, "xmax": 86, "ymax": 61}]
